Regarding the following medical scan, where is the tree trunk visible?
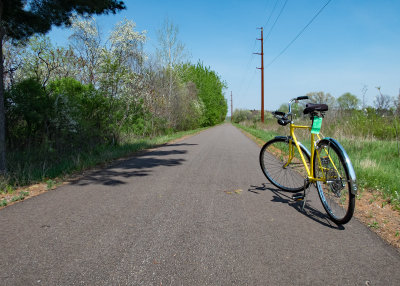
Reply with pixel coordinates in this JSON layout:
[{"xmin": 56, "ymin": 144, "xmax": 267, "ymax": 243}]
[{"xmin": 0, "ymin": 14, "xmax": 6, "ymax": 174}]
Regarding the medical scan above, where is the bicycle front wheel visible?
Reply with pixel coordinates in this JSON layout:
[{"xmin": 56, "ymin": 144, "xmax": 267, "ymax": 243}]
[
  {"xmin": 314, "ymin": 139, "xmax": 355, "ymax": 224},
  {"xmin": 259, "ymin": 137, "xmax": 310, "ymax": 192}
]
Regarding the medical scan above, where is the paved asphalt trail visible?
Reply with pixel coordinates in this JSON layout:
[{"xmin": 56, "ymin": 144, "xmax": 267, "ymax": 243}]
[{"xmin": 1, "ymin": 124, "xmax": 399, "ymax": 285}]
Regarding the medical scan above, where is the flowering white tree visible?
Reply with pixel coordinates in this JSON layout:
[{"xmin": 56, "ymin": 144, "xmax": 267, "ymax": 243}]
[
  {"xmin": 69, "ymin": 16, "xmax": 102, "ymax": 85},
  {"xmin": 18, "ymin": 35, "xmax": 77, "ymax": 86},
  {"xmin": 100, "ymin": 18, "xmax": 146, "ymax": 98},
  {"xmin": 109, "ymin": 19, "xmax": 146, "ymax": 70},
  {"xmin": 98, "ymin": 18, "xmax": 147, "ymax": 140}
]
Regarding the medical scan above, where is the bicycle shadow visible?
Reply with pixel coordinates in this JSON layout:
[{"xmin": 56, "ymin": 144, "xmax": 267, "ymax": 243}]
[{"xmin": 248, "ymin": 184, "xmax": 345, "ymax": 230}]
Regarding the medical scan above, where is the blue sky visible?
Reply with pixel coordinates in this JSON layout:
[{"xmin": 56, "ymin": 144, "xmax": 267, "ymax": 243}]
[{"xmin": 49, "ymin": 0, "xmax": 400, "ymax": 115}]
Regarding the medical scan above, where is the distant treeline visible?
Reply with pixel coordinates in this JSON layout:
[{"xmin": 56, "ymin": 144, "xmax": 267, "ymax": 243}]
[{"xmin": 233, "ymin": 91, "xmax": 400, "ymax": 140}]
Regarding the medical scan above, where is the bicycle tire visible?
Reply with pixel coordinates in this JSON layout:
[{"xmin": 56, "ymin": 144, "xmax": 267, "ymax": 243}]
[
  {"xmin": 259, "ymin": 137, "xmax": 310, "ymax": 192},
  {"xmin": 314, "ymin": 139, "xmax": 355, "ymax": 224}
]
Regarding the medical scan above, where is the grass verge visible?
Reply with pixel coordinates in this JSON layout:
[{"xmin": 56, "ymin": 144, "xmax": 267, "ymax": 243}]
[{"xmin": 1, "ymin": 127, "xmax": 208, "ymax": 193}]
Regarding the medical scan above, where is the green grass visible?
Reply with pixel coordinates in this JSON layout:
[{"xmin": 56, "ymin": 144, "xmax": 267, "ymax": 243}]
[
  {"xmin": 368, "ymin": 221, "xmax": 380, "ymax": 229},
  {"xmin": 2, "ymin": 127, "xmax": 207, "ymax": 191},
  {"xmin": 233, "ymin": 123, "xmax": 278, "ymax": 142},
  {"xmin": 234, "ymin": 123, "xmax": 400, "ymax": 211},
  {"xmin": 341, "ymin": 138, "xmax": 400, "ymax": 209}
]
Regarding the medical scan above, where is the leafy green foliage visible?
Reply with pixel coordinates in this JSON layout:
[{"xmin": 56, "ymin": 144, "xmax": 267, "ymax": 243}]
[
  {"xmin": 337, "ymin": 92, "xmax": 360, "ymax": 110},
  {"xmin": 180, "ymin": 62, "xmax": 227, "ymax": 126},
  {"xmin": 46, "ymin": 179, "xmax": 56, "ymax": 190},
  {"xmin": 5, "ymin": 78, "xmax": 112, "ymax": 150},
  {"xmin": 0, "ymin": 0, "xmax": 127, "ymax": 174},
  {"xmin": 232, "ymin": 109, "xmax": 252, "ymax": 123},
  {"xmin": 5, "ymin": 78, "xmax": 53, "ymax": 147},
  {"xmin": 48, "ymin": 77, "xmax": 112, "ymax": 144}
]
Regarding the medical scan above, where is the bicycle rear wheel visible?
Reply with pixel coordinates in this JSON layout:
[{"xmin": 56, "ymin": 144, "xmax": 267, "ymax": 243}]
[
  {"xmin": 259, "ymin": 137, "xmax": 310, "ymax": 192},
  {"xmin": 314, "ymin": 139, "xmax": 355, "ymax": 224}
]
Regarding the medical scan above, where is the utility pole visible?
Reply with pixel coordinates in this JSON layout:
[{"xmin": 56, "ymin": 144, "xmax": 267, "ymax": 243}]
[
  {"xmin": 254, "ymin": 27, "xmax": 264, "ymax": 123},
  {"xmin": 230, "ymin": 91, "xmax": 233, "ymax": 122}
]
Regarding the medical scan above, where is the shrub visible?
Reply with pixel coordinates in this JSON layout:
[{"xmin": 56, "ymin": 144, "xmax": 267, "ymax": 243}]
[{"xmin": 5, "ymin": 78, "xmax": 53, "ymax": 149}]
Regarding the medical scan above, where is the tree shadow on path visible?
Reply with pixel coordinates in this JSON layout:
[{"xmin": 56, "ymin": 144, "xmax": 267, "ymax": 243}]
[
  {"xmin": 248, "ymin": 184, "xmax": 344, "ymax": 230},
  {"xmin": 71, "ymin": 143, "xmax": 196, "ymax": 187}
]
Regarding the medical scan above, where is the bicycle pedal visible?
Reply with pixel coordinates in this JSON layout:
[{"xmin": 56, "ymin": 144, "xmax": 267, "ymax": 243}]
[{"xmin": 292, "ymin": 194, "xmax": 305, "ymax": 201}]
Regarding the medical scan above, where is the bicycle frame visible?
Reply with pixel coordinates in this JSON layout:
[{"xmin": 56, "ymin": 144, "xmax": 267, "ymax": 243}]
[
  {"xmin": 277, "ymin": 97, "xmax": 351, "ymax": 189},
  {"xmin": 285, "ymin": 121, "xmax": 339, "ymax": 184}
]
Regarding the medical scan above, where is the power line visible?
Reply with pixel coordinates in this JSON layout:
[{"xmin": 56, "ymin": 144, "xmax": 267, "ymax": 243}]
[
  {"xmin": 243, "ymin": 67, "xmax": 258, "ymax": 97},
  {"xmin": 237, "ymin": 38, "xmax": 258, "ymax": 96},
  {"xmin": 265, "ymin": 0, "xmax": 289, "ymax": 41},
  {"xmin": 264, "ymin": 0, "xmax": 280, "ymax": 29},
  {"xmin": 236, "ymin": 0, "xmax": 282, "ymax": 101},
  {"xmin": 265, "ymin": 0, "xmax": 332, "ymax": 69}
]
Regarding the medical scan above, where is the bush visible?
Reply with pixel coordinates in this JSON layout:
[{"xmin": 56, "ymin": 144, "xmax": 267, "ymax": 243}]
[
  {"xmin": 5, "ymin": 77, "xmax": 116, "ymax": 152},
  {"xmin": 47, "ymin": 78, "xmax": 112, "ymax": 147},
  {"xmin": 5, "ymin": 78, "xmax": 53, "ymax": 149},
  {"xmin": 232, "ymin": 109, "xmax": 251, "ymax": 123}
]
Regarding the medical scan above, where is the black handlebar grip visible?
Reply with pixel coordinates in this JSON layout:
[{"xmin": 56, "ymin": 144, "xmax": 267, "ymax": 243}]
[{"xmin": 296, "ymin": 96, "xmax": 309, "ymax": 100}]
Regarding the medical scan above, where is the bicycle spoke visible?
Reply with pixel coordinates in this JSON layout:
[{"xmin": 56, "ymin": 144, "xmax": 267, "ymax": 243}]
[
  {"xmin": 314, "ymin": 140, "xmax": 355, "ymax": 224},
  {"xmin": 260, "ymin": 138, "xmax": 309, "ymax": 192}
]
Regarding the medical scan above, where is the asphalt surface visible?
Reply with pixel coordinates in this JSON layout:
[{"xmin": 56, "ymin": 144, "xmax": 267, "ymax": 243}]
[{"xmin": 1, "ymin": 123, "xmax": 399, "ymax": 285}]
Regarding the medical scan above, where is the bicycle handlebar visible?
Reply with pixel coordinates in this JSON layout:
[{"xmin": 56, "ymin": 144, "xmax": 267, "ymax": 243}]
[
  {"xmin": 287, "ymin": 96, "xmax": 309, "ymax": 115},
  {"xmin": 272, "ymin": 96, "xmax": 310, "ymax": 123},
  {"xmin": 289, "ymin": 96, "xmax": 309, "ymax": 104}
]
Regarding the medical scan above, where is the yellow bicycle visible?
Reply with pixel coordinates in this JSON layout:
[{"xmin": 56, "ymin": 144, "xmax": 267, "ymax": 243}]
[{"xmin": 259, "ymin": 96, "xmax": 357, "ymax": 224}]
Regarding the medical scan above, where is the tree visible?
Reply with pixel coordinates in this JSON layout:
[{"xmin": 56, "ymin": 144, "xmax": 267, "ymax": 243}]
[
  {"xmin": 0, "ymin": 0, "xmax": 126, "ymax": 173},
  {"xmin": 396, "ymin": 89, "xmax": 400, "ymax": 117},
  {"xmin": 18, "ymin": 35, "xmax": 77, "ymax": 86},
  {"xmin": 374, "ymin": 87, "xmax": 393, "ymax": 115},
  {"xmin": 305, "ymin": 91, "xmax": 336, "ymax": 107},
  {"xmin": 98, "ymin": 18, "xmax": 147, "ymax": 141},
  {"xmin": 156, "ymin": 18, "xmax": 188, "ymax": 103},
  {"xmin": 232, "ymin": 109, "xmax": 251, "ymax": 123},
  {"xmin": 69, "ymin": 16, "xmax": 102, "ymax": 85},
  {"xmin": 180, "ymin": 62, "xmax": 227, "ymax": 126},
  {"xmin": 337, "ymin": 92, "xmax": 360, "ymax": 111},
  {"xmin": 3, "ymin": 38, "xmax": 25, "ymax": 89}
]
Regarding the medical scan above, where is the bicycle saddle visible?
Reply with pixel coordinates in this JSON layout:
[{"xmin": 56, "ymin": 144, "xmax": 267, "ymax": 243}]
[{"xmin": 303, "ymin": 103, "xmax": 328, "ymax": 114}]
